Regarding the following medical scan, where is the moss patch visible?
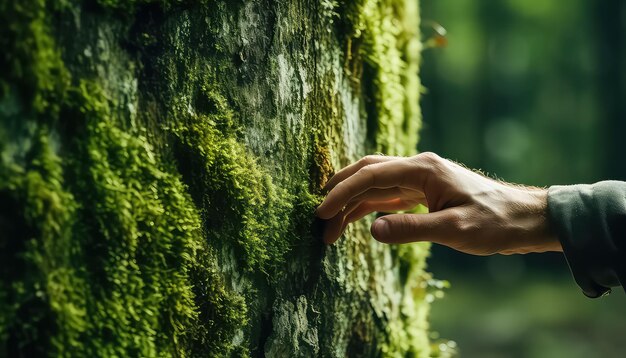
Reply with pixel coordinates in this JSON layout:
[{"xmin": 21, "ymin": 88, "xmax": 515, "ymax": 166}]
[
  {"xmin": 167, "ymin": 78, "xmax": 322, "ymax": 275},
  {"xmin": 310, "ymin": 134, "xmax": 335, "ymax": 192},
  {"xmin": 1, "ymin": 73, "xmax": 249, "ymax": 356},
  {"xmin": 0, "ymin": 0, "xmax": 70, "ymax": 119},
  {"xmin": 63, "ymin": 80, "xmax": 201, "ymax": 356},
  {"xmin": 340, "ymin": 0, "xmax": 422, "ymax": 156},
  {"xmin": 0, "ymin": 132, "xmax": 86, "ymax": 357}
]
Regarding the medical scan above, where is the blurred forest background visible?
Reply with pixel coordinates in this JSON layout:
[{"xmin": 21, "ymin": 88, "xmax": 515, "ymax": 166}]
[{"xmin": 419, "ymin": 0, "xmax": 626, "ymax": 357}]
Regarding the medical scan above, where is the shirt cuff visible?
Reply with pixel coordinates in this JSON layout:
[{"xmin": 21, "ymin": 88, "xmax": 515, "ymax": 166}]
[{"xmin": 547, "ymin": 182, "xmax": 626, "ymax": 298}]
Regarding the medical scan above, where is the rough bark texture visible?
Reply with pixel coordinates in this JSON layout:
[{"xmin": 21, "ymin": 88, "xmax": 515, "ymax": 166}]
[{"xmin": 0, "ymin": 0, "xmax": 439, "ymax": 356}]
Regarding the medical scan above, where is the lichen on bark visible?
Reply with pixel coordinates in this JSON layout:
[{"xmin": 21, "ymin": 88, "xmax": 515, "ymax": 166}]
[{"xmin": 0, "ymin": 0, "xmax": 443, "ymax": 356}]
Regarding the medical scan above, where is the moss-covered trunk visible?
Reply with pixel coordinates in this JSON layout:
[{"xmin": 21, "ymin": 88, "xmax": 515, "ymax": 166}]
[{"xmin": 0, "ymin": 0, "xmax": 439, "ymax": 356}]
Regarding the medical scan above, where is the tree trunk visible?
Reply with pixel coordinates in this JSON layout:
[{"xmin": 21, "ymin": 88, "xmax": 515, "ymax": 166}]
[{"xmin": 0, "ymin": 0, "xmax": 436, "ymax": 356}]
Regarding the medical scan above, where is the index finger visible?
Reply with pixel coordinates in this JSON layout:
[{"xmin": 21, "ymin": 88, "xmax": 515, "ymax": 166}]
[
  {"xmin": 316, "ymin": 158, "xmax": 429, "ymax": 219},
  {"xmin": 324, "ymin": 155, "xmax": 398, "ymax": 191}
]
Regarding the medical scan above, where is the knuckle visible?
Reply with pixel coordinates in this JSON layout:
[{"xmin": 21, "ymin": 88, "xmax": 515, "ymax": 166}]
[
  {"xmin": 410, "ymin": 152, "xmax": 447, "ymax": 180},
  {"xmin": 358, "ymin": 165, "xmax": 373, "ymax": 175},
  {"xmin": 417, "ymin": 152, "xmax": 441, "ymax": 164},
  {"xmin": 333, "ymin": 181, "xmax": 348, "ymax": 197},
  {"xmin": 448, "ymin": 210, "xmax": 469, "ymax": 232},
  {"xmin": 360, "ymin": 155, "xmax": 378, "ymax": 167},
  {"xmin": 356, "ymin": 166, "xmax": 376, "ymax": 185}
]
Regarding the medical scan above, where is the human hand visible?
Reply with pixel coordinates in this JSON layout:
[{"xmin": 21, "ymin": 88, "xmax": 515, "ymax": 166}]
[{"xmin": 316, "ymin": 153, "xmax": 562, "ymax": 255}]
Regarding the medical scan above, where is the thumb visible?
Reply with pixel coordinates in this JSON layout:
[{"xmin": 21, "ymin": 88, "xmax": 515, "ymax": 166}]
[{"xmin": 370, "ymin": 211, "xmax": 456, "ymax": 245}]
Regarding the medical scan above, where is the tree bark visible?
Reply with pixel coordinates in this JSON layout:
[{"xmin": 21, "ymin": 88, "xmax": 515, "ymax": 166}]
[{"xmin": 0, "ymin": 0, "xmax": 436, "ymax": 356}]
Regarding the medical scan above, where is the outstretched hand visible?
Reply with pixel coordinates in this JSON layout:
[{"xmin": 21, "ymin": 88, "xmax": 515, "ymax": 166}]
[{"xmin": 316, "ymin": 153, "xmax": 562, "ymax": 255}]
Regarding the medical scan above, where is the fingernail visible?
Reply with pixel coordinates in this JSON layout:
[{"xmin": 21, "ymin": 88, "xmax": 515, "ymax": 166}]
[{"xmin": 372, "ymin": 219, "xmax": 389, "ymax": 239}]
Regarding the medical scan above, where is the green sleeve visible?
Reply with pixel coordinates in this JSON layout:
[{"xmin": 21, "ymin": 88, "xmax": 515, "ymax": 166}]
[{"xmin": 547, "ymin": 181, "xmax": 626, "ymax": 298}]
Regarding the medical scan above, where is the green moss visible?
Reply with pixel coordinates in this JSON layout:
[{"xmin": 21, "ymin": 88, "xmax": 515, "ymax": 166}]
[
  {"xmin": 341, "ymin": 0, "xmax": 422, "ymax": 156},
  {"xmin": 0, "ymin": 132, "xmax": 87, "ymax": 356},
  {"xmin": 307, "ymin": 70, "xmax": 351, "ymax": 170},
  {"xmin": 167, "ymin": 80, "xmax": 305, "ymax": 274},
  {"xmin": 0, "ymin": 1, "xmax": 78, "ymax": 353},
  {"xmin": 0, "ymin": 0, "xmax": 70, "ymax": 118},
  {"xmin": 64, "ymin": 80, "xmax": 198, "ymax": 356},
  {"xmin": 384, "ymin": 244, "xmax": 433, "ymax": 356},
  {"xmin": 185, "ymin": 250, "xmax": 248, "ymax": 357},
  {"xmin": 310, "ymin": 135, "xmax": 335, "ymax": 193},
  {"xmin": 61, "ymin": 79, "xmax": 247, "ymax": 356},
  {"xmin": 1, "ymin": 73, "xmax": 250, "ymax": 355}
]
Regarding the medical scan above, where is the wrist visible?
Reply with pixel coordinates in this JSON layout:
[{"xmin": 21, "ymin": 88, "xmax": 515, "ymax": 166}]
[{"xmin": 513, "ymin": 188, "xmax": 562, "ymax": 254}]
